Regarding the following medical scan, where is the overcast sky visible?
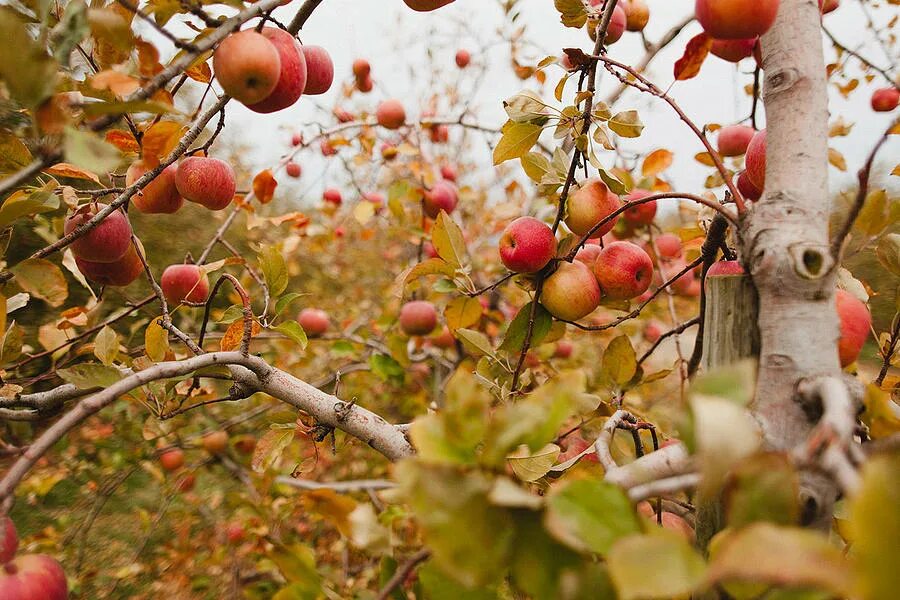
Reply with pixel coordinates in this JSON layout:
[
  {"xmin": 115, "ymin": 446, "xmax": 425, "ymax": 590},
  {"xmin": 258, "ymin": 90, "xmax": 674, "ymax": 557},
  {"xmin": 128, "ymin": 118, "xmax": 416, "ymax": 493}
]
[{"xmin": 148, "ymin": 0, "xmax": 899, "ymax": 205}]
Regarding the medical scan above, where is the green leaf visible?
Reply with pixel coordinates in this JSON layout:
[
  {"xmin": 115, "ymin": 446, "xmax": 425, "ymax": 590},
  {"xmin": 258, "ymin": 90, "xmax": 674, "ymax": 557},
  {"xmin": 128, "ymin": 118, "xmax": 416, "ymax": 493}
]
[
  {"xmin": 0, "ymin": 189, "xmax": 60, "ymax": 230},
  {"xmin": 600, "ymin": 335, "xmax": 637, "ymax": 387},
  {"xmin": 854, "ymin": 189, "xmax": 888, "ymax": 237},
  {"xmin": 11, "ymin": 258, "xmax": 68, "ymax": 307},
  {"xmin": 724, "ymin": 453, "xmax": 799, "ymax": 528},
  {"xmin": 608, "ymin": 110, "xmax": 644, "ymax": 138},
  {"xmin": 81, "ymin": 99, "xmax": 177, "ymax": 117},
  {"xmin": 369, "ymin": 353, "xmax": 404, "ymax": 382},
  {"xmin": 554, "ymin": 0, "xmax": 588, "ymax": 28},
  {"xmin": 847, "ymin": 453, "xmax": 900, "ymax": 600},
  {"xmin": 432, "ymin": 212, "xmax": 467, "ymax": 268},
  {"xmin": 875, "ymin": 233, "xmax": 900, "ymax": 276},
  {"xmin": 404, "ymin": 259, "xmax": 457, "ymax": 285},
  {"xmin": 520, "ymin": 151, "xmax": 552, "ymax": 183},
  {"xmin": 63, "ymin": 126, "xmax": 121, "ymax": 174},
  {"xmin": 0, "ymin": 132, "xmax": 33, "ymax": 174},
  {"xmin": 493, "ymin": 121, "xmax": 543, "ymax": 165},
  {"xmin": 507, "ymin": 443, "xmax": 560, "ymax": 482},
  {"xmin": 259, "ymin": 245, "xmax": 288, "ymax": 296},
  {"xmin": 706, "ymin": 524, "xmax": 853, "ymax": 597},
  {"xmin": 267, "ymin": 541, "xmax": 321, "ymax": 592},
  {"xmin": 455, "ymin": 328, "xmax": 495, "ymax": 357},
  {"xmin": 273, "ymin": 292, "xmax": 305, "ymax": 319},
  {"xmin": 544, "ymin": 479, "xmax": 641, "ymax": 555},
  {"xmin": 274, "ymin": 320, "xmax": 308, "ymax": 349},
  {"xmin": 498, "ymin": 301, "xmax": 552, "ymax": 353},
  {"xmin": 217, "ymin": 305, "xmax": 244, "ymax": 324},
  {"xmin": 251, "ymin": 427, "xmax": 295, "ymax": 473},
  {"xmin": 51, "ymin": 0, "xmax": 89, "ymax": 67},
  {"xmin": 598, "ymin": 166, "xmax": 629, "ymax": 195},
  {"xmin": 608, "ymin": 533, "xmax": 706, "ymax": 600},
  {"xmin": 57, "ymin": 363, "xmax": 122, "ymax": 389},
  {"xmin": 0, "ymin": 7, "xmax": 57, "ymax": 106},
  {"xmin": 444, "ymin": 296, "xmax": 482, "ymax": 332},
  {"xmin": 418, "ymin": 562, "xmax": 497, "ymax": 600},
  {"xmin": 93, "ymin": 325, "xmax": 119, "ymax": 366},
  {"xmin": 0, "ymin": 322, "xmax": 22, "ymax": 363}
]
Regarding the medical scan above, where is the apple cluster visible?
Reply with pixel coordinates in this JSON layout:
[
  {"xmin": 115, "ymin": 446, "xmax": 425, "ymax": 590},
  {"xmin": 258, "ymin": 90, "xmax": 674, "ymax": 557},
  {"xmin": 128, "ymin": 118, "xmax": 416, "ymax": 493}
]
[{"xmin": 0, "ymin": 517, "xmax": 68, "ymax": 599}]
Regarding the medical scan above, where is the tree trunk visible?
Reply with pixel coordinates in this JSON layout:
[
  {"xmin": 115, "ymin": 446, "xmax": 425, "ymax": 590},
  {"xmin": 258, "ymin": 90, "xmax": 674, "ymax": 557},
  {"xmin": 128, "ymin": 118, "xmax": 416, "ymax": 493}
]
[{"xmin": 741, "ymin": 0, "xmax": 839, "ymax": 528}]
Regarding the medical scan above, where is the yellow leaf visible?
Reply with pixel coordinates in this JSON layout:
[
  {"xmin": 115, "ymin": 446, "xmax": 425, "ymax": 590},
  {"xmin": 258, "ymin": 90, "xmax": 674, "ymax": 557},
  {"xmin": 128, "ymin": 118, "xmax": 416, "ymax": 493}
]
[
  {"xmin": 642, "ymin": 149, "xmax": 673, "ymax": 177},
  {"xmin": 220, "ymin": 319, "xmax": 261, "ymax": 351}
]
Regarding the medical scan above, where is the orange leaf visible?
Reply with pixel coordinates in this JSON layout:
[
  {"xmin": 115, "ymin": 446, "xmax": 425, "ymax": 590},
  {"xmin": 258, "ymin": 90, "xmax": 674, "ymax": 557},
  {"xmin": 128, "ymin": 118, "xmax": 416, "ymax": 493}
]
[
  {"xmin": 90, "ymin": 70, "xmax": 141, "ymax": 97},
  {"xmin": 642, "ymin": 149, "xmax": 673, "ymax": 177},
  {"xmin": 105, "ymin": 129, "xmax": 140, "ymax": 153},
  {"xmin": 44, "ymin": 163, "xmax": 101, "ymax": 184},
  {"xmin": 185, "ymin": 57, "xmax": 212, "ymax": 83},
  {"xmin": 141, "ymin": 120, "xmax": 185, "ymax": 166},
  {"xmin": 252, "ymin": 169, "xmax": 278, "ymax": 204},
  {"xmin": 135, "ymin": 39, "xmax": 163, "ymax": 78},
  {"xmin": 220, "ymin": 319, "xmax": 260, "ymax": 351},
  {"xmin": 674, "ymin": 33, "xmax": 711, "ymax": 81}
]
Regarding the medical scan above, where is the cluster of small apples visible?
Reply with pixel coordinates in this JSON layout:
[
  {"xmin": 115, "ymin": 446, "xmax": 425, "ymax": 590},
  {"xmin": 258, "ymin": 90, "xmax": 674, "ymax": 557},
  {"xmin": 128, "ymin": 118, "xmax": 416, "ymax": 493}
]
[
  {"xmin": 0, "ymin": 517, "xmax": 67, "ymax": 599},
  {"xmin": 585, "ymin": 0, "xmax": 651, "ymax": 45},
  {"xmin": 213, "ymin": 28, "xmax": 334, "ymax": 112},
  {"xmin": 709, "ymin": 124, "xmax": 767, "ymax": 201},
  {"xmin": 128, "ymin": 155, "xmax": 237, "ymax": 214}
]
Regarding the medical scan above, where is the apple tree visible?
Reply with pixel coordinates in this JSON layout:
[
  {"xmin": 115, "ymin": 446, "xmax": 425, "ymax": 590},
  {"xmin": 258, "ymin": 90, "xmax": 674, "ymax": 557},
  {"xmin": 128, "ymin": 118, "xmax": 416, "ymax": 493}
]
[{"xmin": 0, "ymin": 0, "xmax": 897, "ymax": 597}]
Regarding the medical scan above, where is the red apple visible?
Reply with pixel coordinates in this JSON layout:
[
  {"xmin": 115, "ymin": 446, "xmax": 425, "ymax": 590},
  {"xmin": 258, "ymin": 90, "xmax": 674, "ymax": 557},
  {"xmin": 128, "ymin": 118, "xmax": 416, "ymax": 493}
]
[
  {"xmin": 593, "ymin": 241, "xmax": 654, "ymax": 300},
  {"xmin": 643, "ymin": 320, "xmax": 663, "ymax": 343},
  {"xmin": 323, "ymin": 188, "xmax": 343, "ymax": 206},
  {"xmin": 637, "ymin": 503, "xmax": 695, "ymax": 542},
  {"xmin": 424, "ymin": 181, "xmax": 458, "ymax": 218},
  {"xmin": 717, "ymin": 125, "xmax": 756, "ymax": 156},
  {"xmin": 498, "ymin": 216, "xmax": 557, "ymax": 273},
  {"xmin": 622, "ymin": 189, "xmax": 657, "ymax": 227},
  {"xmin": 554, "ymin": 340, "xmax": 574, "ymax": 359},
  {"xmin": 695, "ymin": 0, "xmax": 779, "ymax": 40},
  {"xmin": 126, "ymin": 160, "xmax": 183, "ymax": 214},
  {"xmin": 430, "ymin": 124, "xmax": 449, "ymax": 143},
  {"xmin": 65, "ymin": 206, "xmax": 132, "ymax": 263},
  {"xmin": 624, "ymin": 0, "xmax": 650, "ymax": 32},
  {"xmin": 334, "ymin": 226, "xmax": 346, "ymax": 238},
  {"xmin": 575, "ymin": 244, "xmax": 602, "ymax": 266},
  {"xmin": 302, "ymin": 45, "xmax": 334, "ymax": 95},
  {"xmin": 357, "ymin": 74, "xmax": 373, "ymax": 93},
  {"xmin": 835, "ymin": 289, "xmax": 871, "ymax": 367},
  {"xmin": 234, "ymin": 436, "xmax": 256, "ymax": 454},
  {"xmin": 440, "ymin": 165, "xmax": 457, "ymax": 182},
  {"xmin": 655, "ymin": 233, "xmax": 683, "ymax": 260},
  {"xmin": 75, "ymin": 241, "xmax": 144, "ymax": 287},
  {"xmin": 175, "ymin": 156, "xmax": 236, "ymax": 211},
  {"xmin": 399, "ymin": 301, "xmax": 438, "ymax": 336},
  {"xmin": 246, "ymin": 28, "xmax": 307, "ymax": 113},
  {"xmin": 376, "ymin": 99, "xmax": 406, "ymax": 130},
  {"xmin": 0, "ymin": 517, "xmax": 17, "ymax": 563},
  {"xmin": 819, "ymin": 0, "xmax": 839, "ymax": 13},
  {"xmin": 225, "ymin": 522, "xmax": 246, "ymax": 545},
  {"xmin": 871, "ymin": 88, "xmax": 899, "ymax": 112},
  {"xmin": 291, "ymin": 133, "xmax": 303, "ymax": 146},
  {"xmin": 423, "ymin": 240, "xmax": 438, "ymax": 259},
  {"xmin": 541, "ymin": 261, "xmax": 602, "ymax": 321},
  {"xmin": 736, "ymin": 170, "xmax": 763, "ymax": 201},
  {"xmin": 285, "ymin": 161, "xmax": 302, "ymax": 178},
  {"xmin": 0, "ymin": 554, "xmax": 68, "ymax": 599},
  {"xmin": 213, "ymin": 30, "xmax": 281, "ymax": 105},
  {"xmin": 455, "ymin": 49, "xmax": 471, "ymax": 68},
  {"xmin": 565, "ymin": 178, "xmax": 622, "ymax": 239},
  {"xmin": 430, "ymin": 326, "xmax": 456, "ymax": 349},
  {"xmin": 298, "ymin": 308, "xmax": 330, "ymax": 337},
  {"xmin": 159, "ymin": 448, "xmax": 185, "ymax": 471},
  {"xmin": 320, "ymin": 139, "xmax": 337, "ymax": 156},
  {"xmin": 177, "ymin": 474, "xmax": 196, "ymax": 492},
  {"xmin": 589, "ymin": 2, "xmax": 627, "ymax": 44},
  {"xmin": 707, "ymin": 260, "xmax": 745, "ymax": 277},
  {"xmin": 201, "ymin": 430, "xmax": 229, "ymax": 455},
  {"xmin": 744, "ymin": 129, "xmax": 767, "ymax": 190},
  {"xmin": 403, "ymin": 0, "xmax": 455, "ymax": 10},
  {"xmin": 710, "ymin": 38, "xmax": 757, "ymax": 62},
  {"xmin": 160, "ymin": 264, "xmax": 210, "ymax": 305},
  {"xmin": 352, "ymin": 58, "xmax": 371, "ymax": 80}
]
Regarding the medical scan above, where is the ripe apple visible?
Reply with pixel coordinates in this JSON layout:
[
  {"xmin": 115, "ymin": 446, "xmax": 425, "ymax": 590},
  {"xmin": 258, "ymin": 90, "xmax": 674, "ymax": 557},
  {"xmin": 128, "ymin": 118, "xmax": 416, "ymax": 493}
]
[
  {"xmin": 624, "ymin": 0, "xmax": 650, "ymax": 32},
  {"xmin": 871, "ymin": 87, "xmax": 899, "ymax": 112},
  {"xmin": 320, "ymin": 139, "xmax": 337, "ymax": 156},
  {"xmin": 819, "ymin": 0, "xmax": 839, "ymax": 13},
  {"xmin": 717, "ymin": 125, "xmax": 755, "ymax": 156},
  {"xmin": 707, "ymin": 260, "xmax": 745, "ymax": 277},
  {"xmin": 175, "ymin": 156, "xmax": 236, "ymax": 210},
  {"xmin": 201, "ymin": 431, "xmax": 229, "ymax": 455},
  {"xmin": 159, "ymin": 448, "xmax": 185, "ymax": 471},
  {"xmin": 736, "ymin": 170, "xmax": 762, "ymax": 201},
  {"xmin": 160, "ymin": 264, "xmax": 210, "ymax": 305},
  {"xmin": 399, "ymin": 300, "xmax": 438, "ymax": 336},
  {"xmin": 0, "ymin": 517, "xmax": 17, "ymax": 563},
  {"xmin": 246, "ymin": 28, "xmax": 307, "ymax": 113},
  {"xmin": 440, "ymin": 165, "xmax": 457, "ymax": 182},
  {"xmin": 565, "ymin": 178, "xmax": 622, "ymax": 239},
  {"xmin": 637, "ymin": 502, "xmax": 695, "ymax": 542},
  {"xmin": 498, "ymin": 216, "xmax": 557, "ymax": 273},
  {"xmin": 298, "ymin": 308, "xmax": 331, "ymax": 337},
  {"xmin": 575, "ymin": 244, "xmax": 602, "ymax": 266},
  {"xmin": 423, "ymin": 240, "xmax": 438, "ymax": 259},
  {"xmin": 695, "ymin": 0, "xmax": 779, "ymax": 40},
  {"xmin": 588, "ymin": 1, "xmax": 627, "ymax": 44},
  {"xmin": 381, "ymin": 142, "xmax": 398, "ymax": 161},
  {"xmin": 225, "ymin": 522, "xmax": 246, "ymax": 545},
  {"xmin": 323, "ymin": 188, "xmax": 343, "ymax": 206},
  {"xmin": 75, "ymin": 241, "xmax": 144, "ymax": 287},
  {"xmin": 455, "ymin": 49, "xmax": 471, "ymax": 68},
  {"xmin": 302, "ymin": 45, "xmax": 334, "ymax": 95},
  {"xmin": 744, "ymin": 129, "xmax": 767, "ymax": 190},
  {"xmin": 554, "ymin": 340, "xmax": 574, "ymax": 359},
  {"xmin": 593, "ymin": 241, "xmax": 654, "ymax": 300},
  {"xmin": 541, "ymin": 261, "xmax": 602, "ymax": 321},
  {"xmin": 430, "ymin": 124, "xmax": 449, "ymax": 143},
  {"xmin": 0, "ymin": 554, "xmax": 68, "ymax": 599},
  {"xmin": 357, "ymin": 74, "xmax": 373, "ymax": 93},
  {"xmin": 334, "ymin": 226, "xmax": 346, "ymax": 238},
  {"xmin": 364, "ymin": 192, "xmax": 385, "ymax": 212},
  {"xmin": 285, "ymin": 161, "xmax": 302, "ymax": 178},
  {"xmin": 352, "ymin": 58, "xmax": 371, "ymax": 80},
  {"xmin": 65, "ymin": 206, "xmax": 132, "ymax": 263},
  {"xmin": 622, "ymin": 189, "xmax": 657, "ymax": 227},
  {"xmin": 643, "ymin": 320, "xmax": 663, "ymax": 343},
  {"xmin": 710, "ymin": 38, "xmax": 757, "ymax": 62},
  {"xmin": 234, "ymin": 436, "xmax": 256, "ymax": 454},
  {"xmin": 291, "ymin": 133, "xmax": 303, "ymax": 146},
  {"xmin": 213, "ymin": 30, "xmax": 281, "ymax": 105},
  {"xmin": 430, "ymin": 326, "xmax": 456, "ymax": 349},
  {"xmin": 654, "ymin": 233, "xmax": 683, "ymax": 260},
  {"xmin": 835, "ymin": 289, "xmax": 871, "ymax": 367},
  {"xmin": 376, "ymin": 99, "xmax": 406, "ymax": 130},
  {"xmin": 424, "ymin": 181, "xmax": 459, "ymax": 218},
  {"xmin": 126, "ymin": 160, "xmax": 183, "ymax": 214},
  {"xmin": 177, "ymin": 474, "xmax": 196, "ymax": 493},
  {"xmin": 403, "ymin": 0, "xmax": 455, "ymax": 10}
]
